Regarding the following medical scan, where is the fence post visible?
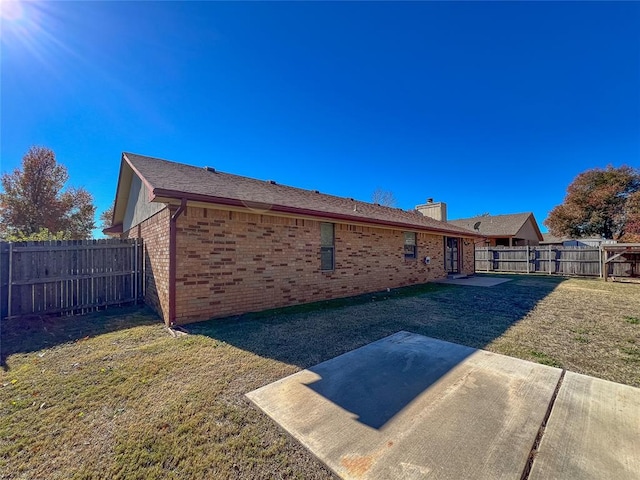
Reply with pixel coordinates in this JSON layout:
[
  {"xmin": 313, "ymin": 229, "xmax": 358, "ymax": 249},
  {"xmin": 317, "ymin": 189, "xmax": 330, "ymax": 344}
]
[
  {"xmin": 134, "ymin": 238, "xmax": 139, "ymax": 302},
  {"xmin": 598, "ymin": 245, "xmax": 602, "ymax": 278},
  {"xmin": 548, "ymin": 245, "xmax": 552, "ymax": 275},
  {"xmin": 7, "ymin": 242, "xmax": 13, "ymax": 318},
  {"xmin": 141, "ymin": 239, "xmax": 145, "ymax": 301},
  {"xmin": 526, "ymin": 245, "xmax": 530, "ymax": 274},
  {"xmin": 484, "ymin": 246, "xmax": 489, "ymax": 273},
  {"xmin": 0, "ymin": 242, "xmax": 9, "ymax": 320}
]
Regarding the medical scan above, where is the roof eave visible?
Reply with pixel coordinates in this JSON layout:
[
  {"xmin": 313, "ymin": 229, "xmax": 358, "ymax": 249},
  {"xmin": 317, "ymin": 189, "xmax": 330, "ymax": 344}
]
[
  {"xmin": 122, "ymin": 152, "xmax": 157, "ymax": 201},
  {"xmin": 109, "ymin": 156, "xmax": 130, "ymax": 226},
  {"xmin": 528, "ymin": 213, "xmax": 545, "ymax": 241},
  {"xmin": 103, "ymin": 223, "xmax": 123, "ymax": 235},
  {"xmin": 151, "ymin": 188, "xmax": 482, "ymax": 238},
  {"xmin": 110, "ymin": 152, "xmax": 162, "ymax": 228}
]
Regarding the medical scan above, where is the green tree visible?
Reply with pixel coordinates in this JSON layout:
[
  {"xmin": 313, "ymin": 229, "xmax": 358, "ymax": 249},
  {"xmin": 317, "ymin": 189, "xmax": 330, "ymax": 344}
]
[
  {"xmin": 0, "ymin": 146, "xmax": 96, "ymax": 240},
  {"xmin": 3, "ymin": 228, "xmax": 71, "ymax": 242},
  {"xmin": 544, "ymin": 165, "xmax": 640, "ymax": 241}
]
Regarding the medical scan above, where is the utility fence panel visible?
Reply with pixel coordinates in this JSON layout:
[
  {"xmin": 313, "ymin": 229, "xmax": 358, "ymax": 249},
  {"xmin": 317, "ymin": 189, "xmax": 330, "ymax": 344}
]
[
  {"xmin": 0, "ymin": 239, "xmax": 143, "ymax": 320},
  {"xmin": 476, "ymin": 246, "xmax": 603, "ymax": 277}
]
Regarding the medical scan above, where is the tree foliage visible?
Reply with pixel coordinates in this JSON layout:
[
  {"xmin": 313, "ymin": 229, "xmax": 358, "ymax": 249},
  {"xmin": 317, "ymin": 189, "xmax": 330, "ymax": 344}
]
[
  {"xmin": 0, "ymin": 146, "xmax": 96, "ymax": 240},
  {"xmin": 3, "ymin": 228, "xmax": 71, "ymax": 242},
  {"xmin": 371, "ymin": 188, "xmax": 397, "ymax": 207},
  {"xmin": 624, "ymin": 190, "xmax": 640, "ymax": 242},
  {"xmin": 544, "ymin": 165, "xmax": 640, "ymax": 241},
  {"xmin": 100, "ymin": 202, "xmax": 114, "ymax": 231}
]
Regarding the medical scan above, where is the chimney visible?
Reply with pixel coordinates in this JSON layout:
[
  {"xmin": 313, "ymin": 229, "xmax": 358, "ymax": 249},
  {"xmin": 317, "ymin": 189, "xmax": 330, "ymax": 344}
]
[{"xmin": 415, "ymin": 199, "xmax": 447, "ymax": 222}]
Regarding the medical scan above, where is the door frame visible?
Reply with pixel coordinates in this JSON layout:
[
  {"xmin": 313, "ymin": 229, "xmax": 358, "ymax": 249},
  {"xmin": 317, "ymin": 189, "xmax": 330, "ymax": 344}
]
[{"xmin": 445, "ymin": 237, "xmax": 461, "ymax": 274}]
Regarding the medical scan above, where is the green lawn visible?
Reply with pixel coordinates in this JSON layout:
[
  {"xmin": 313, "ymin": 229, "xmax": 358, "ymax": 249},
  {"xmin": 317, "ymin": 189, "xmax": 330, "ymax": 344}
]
[{"xmin": 1, "ymin": 275, "xmax": 639, "ymax": 479}]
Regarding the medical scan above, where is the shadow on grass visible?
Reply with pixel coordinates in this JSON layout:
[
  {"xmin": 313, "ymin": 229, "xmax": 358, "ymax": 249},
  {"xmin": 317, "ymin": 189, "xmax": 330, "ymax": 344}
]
[
  {"xmin": 0, "ymin": 305, "xmax": 160, "ymax": 370},
  {"xmin": 186, "ymin": 274, "xmax": 567, "ymax": 429}
]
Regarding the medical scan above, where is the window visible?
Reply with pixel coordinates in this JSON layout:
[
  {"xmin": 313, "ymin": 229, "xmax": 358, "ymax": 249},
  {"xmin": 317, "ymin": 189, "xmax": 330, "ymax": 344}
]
[
  {"xmin": 320, "ymin": 223, "xmax": 335, "ymax": 270},
  {"xmin": 404, "ymin": 232, "xmax": 417, "ymax": 259}
]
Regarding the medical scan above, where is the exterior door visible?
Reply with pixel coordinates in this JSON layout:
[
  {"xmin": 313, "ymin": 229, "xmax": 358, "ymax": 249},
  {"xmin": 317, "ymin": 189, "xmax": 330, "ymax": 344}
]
[{"xmin": 445, "ymin": 237, "xmax": 459, "ymax": 274}]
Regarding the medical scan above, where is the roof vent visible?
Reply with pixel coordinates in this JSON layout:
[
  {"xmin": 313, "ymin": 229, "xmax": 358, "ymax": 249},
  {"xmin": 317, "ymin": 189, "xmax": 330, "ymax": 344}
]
[
  {"xmin": 268, "ymin": 180, "xmax": 276, "ymax": 185},
  {"xmin": 314, "ymin": 190, "xmax": 320, "ymax": 193},
  {"xmin": 204, "ymin": 166, "xmax": 216, "ymax": 173},
  {"xmin": 427, "ymin": 198, "xmax": 434, "ymax": 203}
]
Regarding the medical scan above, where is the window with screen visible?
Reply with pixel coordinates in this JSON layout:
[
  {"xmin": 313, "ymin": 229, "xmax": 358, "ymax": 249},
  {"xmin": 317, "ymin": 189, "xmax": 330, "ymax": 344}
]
[
  {"xmin": 320, "ymin": 223, "xmax": 335, "ymax": 271},
  {"xmin": 404, "ymin": 232, "xmax": 417, "ymax": 259}
]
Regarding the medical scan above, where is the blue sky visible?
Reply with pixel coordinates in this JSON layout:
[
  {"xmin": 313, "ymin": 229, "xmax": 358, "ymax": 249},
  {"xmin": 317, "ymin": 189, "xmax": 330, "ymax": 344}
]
[{"xmin": 2, "ymin": 1, "xmax": 639, "ymax": 237}]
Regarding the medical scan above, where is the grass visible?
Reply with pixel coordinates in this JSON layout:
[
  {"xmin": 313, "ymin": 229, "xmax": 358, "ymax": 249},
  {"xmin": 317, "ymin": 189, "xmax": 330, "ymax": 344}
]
[
  {"xmin": 624, "ymin": 315, "xmax": 640, "ymax": 325},
  {"xmin": 1, "ymin": 275, "xmax": 639, "ymax": 479},
  {"xmin": 528, "ymin": 350, "xmax": 562, "ymax": 367},
  {"xmin": 246, "ymin": 281, "xmax": 446, "ymax": 319}
]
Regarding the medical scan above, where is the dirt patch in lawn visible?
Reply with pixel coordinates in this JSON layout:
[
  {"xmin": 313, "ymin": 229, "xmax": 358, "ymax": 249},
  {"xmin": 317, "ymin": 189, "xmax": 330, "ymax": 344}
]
[{"xmin": 1, "ymin": 275, "xmax": 638, "ymax": 479}]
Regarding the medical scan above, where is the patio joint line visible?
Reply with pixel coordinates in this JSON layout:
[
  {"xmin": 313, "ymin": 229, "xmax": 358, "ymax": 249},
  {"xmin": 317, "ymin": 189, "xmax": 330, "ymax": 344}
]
[{"xmin": 519, "ymin": 368, "xmax": 566, "ymax": 480}]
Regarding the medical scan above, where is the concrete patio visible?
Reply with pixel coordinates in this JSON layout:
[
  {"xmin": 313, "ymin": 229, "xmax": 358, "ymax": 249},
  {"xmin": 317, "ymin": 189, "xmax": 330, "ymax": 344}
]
[{"xmin": 247, "ymin": 331, "xmax": 640, "ymax": 480}]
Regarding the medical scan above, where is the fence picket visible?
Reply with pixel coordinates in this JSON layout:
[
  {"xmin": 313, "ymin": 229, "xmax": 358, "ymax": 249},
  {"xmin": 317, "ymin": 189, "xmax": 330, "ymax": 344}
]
[
  {"xmin": 0, "ymin": 239, "xmax": 143, "ymax": 319},
  {"xmin": 475, "ymin": 245, "xmax": 638, "ymax": 279}
]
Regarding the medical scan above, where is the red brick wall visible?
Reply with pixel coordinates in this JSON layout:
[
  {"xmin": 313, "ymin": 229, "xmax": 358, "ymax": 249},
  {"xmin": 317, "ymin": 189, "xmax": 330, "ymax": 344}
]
[
  {"xmin": 122, "ymin": 208, "xmax": 171, "ymax": 323},
  {"xmin": 173, "ymin": 206, "xmax": 456, "ymax": 324},
  {"xmin": 461, "ymin": 240, "xmax": 475, "ymax": 275}
]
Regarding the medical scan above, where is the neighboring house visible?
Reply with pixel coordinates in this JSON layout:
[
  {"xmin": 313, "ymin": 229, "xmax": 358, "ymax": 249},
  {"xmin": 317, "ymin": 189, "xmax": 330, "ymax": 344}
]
[
  {"xmin": 541, "ymin": 234, "xmax": 617, "ymax": 247},
  {"xmin": 105, "ymin": 153, "xmax": 480, "ymax": 326},
  {"xmin": 449, "ymin": 213, "xmax": 543, "ymax": 246},
  {"xmin": 539, "ymin": 234, "xmax": 566, "ymax": 246}
]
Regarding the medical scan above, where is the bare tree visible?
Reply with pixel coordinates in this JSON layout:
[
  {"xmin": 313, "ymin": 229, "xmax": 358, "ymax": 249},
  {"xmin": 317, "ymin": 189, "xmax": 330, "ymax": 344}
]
[{"xmin": 371, "ymin": 188, "xmax": 397, "ymax": 207}]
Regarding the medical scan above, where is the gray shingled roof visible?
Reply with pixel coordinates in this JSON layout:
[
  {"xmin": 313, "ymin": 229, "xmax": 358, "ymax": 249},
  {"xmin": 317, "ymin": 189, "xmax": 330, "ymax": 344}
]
[
  {"xmin": 540, "ymin": 233, "xmax": 567, "ymax": 244},
  {"xmin": 122, "ymin": 152, "xmax": 479, "ymax": 237},
  {"xmin": 448, "ymin": 213, "xmax": 536, "ymax": 237}
]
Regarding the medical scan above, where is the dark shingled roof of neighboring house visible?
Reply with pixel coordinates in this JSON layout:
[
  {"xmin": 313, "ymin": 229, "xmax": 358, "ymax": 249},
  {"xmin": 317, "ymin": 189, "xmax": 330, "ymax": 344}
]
[
  {"xmin": 540, "ymin": 233, "xmax": 567, "ymax": 244},
  {"xmin": 113, "ymin": 152, "xmax": 480, "ymax": 238},
  {"xmin": 449, "ymin": 212, "xmax": 542, "ymax": 240}
]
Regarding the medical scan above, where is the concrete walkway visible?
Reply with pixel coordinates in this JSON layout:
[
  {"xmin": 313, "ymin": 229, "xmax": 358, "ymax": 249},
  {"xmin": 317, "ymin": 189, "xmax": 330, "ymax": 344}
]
[
  {"xmin": 247, "ymin": 332, "xmax": 640, "ymax": 480},
  {"xmin": 530, "ymin": 371, "xmax": 640, "ymax": 480}
]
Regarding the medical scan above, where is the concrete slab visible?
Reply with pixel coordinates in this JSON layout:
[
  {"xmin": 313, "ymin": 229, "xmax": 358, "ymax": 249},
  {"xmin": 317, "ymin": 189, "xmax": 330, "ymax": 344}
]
[
  {"xmin": 529, "ymin": 371, "xmax": 640, "ymax": 480},
  {"xmin": 434, "ymin": 276, "xmax": 512, "ymax": 287},
  {"xmin": 247, "ymin": 331, "xmax": 562, "ymax": 479}
]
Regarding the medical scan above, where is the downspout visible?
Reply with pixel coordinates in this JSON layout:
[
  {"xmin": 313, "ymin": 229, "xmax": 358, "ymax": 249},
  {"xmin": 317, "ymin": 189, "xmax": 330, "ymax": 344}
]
[{"xmin": 169, "ymin": 198, "xmax": 187, "ymax": 326}]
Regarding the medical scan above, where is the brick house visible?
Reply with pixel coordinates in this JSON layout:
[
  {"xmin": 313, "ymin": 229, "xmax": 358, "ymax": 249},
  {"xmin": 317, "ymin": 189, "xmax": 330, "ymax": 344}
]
[
  {"xmin": 449, "ymin": 213, "xmax": 543, "ymax": 247},
  {"xmin": 105, "ymin": 153, "xmax": 480, "ymax": 325}
]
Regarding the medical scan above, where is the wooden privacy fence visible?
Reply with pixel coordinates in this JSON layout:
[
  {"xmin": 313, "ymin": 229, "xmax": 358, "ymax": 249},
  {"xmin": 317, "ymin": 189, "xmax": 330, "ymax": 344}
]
[
  {"xmin": 0, "ymin": 239, "xmax": 143, "ymax": 320},
  {"xmin": 475, "ymin": 245, "xmax": 637, "ymax": 278}
]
